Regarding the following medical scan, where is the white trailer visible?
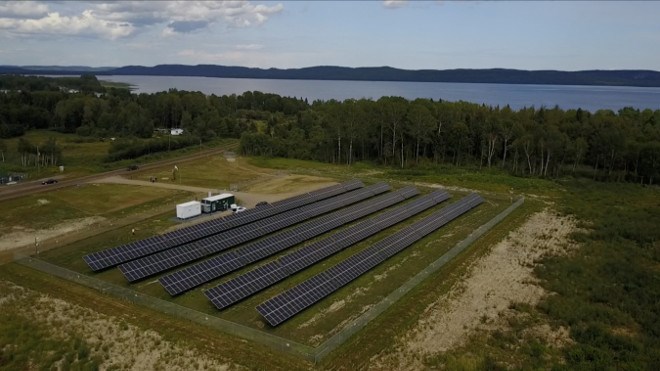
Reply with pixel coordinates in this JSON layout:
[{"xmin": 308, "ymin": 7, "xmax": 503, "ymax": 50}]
[{"xmin": 176, "ymin": 201, "xmax": 202, "ymax": 219}]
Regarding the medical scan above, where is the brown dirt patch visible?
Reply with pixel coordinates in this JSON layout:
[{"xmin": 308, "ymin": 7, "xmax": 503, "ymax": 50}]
[
  {"xmin": 0, "ymin": 216, "xmax": 105, "ymax": 252},
  {"xmin": 0, "ymin": 280, "xmax": 232, "ymax": 370},
  {"xmin": 374, "ymin": 209, "xmax": 578, "ymax": 369}
]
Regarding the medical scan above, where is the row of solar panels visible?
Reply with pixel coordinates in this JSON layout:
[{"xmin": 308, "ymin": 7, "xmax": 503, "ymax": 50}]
[
  {"xmin": 119, "ymin": 182, "xmax": 391, "ymax": 282},
  {"xmin": 205, "ymin": 189, "xmax": 452, "ymax": 310},
  {"xmin": 159, "ymin": 186, "xmax": 422, "ymax": 296},
  {"xmin": 82, "ymin": 178, "xmax": 484, "ymax": 328},
  {"xmin": 256, "ymin": 193, "xmax": 484, "ymax": 326},
  {"xmin": 83, "ymin": 180, "xmax": 363, "ymax": 271}
]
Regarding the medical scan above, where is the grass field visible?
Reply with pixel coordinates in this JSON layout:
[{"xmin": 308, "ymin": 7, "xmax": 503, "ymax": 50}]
[
  {"xmin": 0, "ymin": 130, "xmax": 239, "ymax": 178},
  {"xmin": 130, "ymin": 154, "xmax": 278, "ymax": 190},
  {"xmin": 37, "ymin": 187, "xmax": 511, "ymax": 347},
  {"xmin": 1, "ymin": 153, "xmax": 658, "ymax": 370},
  {"xmin": 0, "ymin": 184, "xmax": 191, "ymax": 237}
]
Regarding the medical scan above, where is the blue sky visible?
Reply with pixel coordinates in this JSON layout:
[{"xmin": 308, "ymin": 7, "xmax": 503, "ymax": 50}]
[{"xmin": 0, "ymin": 1, "xmax": 658, "ymax": 71}]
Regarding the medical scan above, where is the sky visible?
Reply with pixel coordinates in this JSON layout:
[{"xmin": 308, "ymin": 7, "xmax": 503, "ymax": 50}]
[{"xmin": 0, "ymin": 1, "xmax": 659, "ymax": 71}]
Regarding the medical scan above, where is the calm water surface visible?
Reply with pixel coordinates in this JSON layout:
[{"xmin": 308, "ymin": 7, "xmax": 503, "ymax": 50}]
[{"xmin": 102, "ymin": 75, "xmax": 660, "ymax": 112}]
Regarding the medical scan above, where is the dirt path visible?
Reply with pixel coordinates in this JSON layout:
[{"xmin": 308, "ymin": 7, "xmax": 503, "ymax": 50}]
[
  {"xmin": 0, "ymin": 175, "xmax": 337, "ymax": 263},
  {"xmin": 0, "ymin": 147, "xmax": 232, "ymax": 202},
  {"xmin": 374, "ymin": 209, "xmax": 578, "ymax": 369}
]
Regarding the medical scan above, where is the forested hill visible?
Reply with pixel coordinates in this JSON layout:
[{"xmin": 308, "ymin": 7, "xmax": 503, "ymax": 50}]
[{"xmin": 2, "ymin": 64, "xmax": 660, "ymax": 87}]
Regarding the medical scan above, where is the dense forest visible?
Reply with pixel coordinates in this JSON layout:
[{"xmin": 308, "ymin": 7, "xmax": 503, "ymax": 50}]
[{"xmin": 1, "ymin": 75, "xmax": 659, "ymax": 183}]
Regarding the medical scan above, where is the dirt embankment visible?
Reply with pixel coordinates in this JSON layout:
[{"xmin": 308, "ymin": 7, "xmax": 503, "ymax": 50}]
[
  {"xmin": 0, "ymin": 281, "xmax": 233, "ymax": 370},
  {"xmin": 0, "ymin": 216, "xmax": 105, "ymax": 252},
  {"xmin": 374, "ymin": 209, "xmax": 578, "ymax": 369}
]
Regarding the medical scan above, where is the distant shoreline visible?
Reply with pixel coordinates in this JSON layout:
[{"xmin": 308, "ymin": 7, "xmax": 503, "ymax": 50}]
[{"xmin": 2, "ymin": 64, "xmax": 660, "ymax": 88}]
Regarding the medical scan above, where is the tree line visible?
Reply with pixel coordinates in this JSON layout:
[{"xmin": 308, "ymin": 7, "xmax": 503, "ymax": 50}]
[
  {"xmin": 241, "ymin": 97, "xmax": 660, "ymax": 184},
  {"xmin": 0, "ymin": 75, "xmax": 658, "ymax": 183}
]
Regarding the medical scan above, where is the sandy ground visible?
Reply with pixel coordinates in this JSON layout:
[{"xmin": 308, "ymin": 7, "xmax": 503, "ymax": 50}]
[
  {"xmin": 0, "ymin": 216, "xmax": 105, "ymax": 252},
  {"xmin": 0, "ymin": 281, "xmax": 233, "ymax": 370},
  {"xmin": 373, "ymin": 209, "xmax": 578, "ymax": 369}
]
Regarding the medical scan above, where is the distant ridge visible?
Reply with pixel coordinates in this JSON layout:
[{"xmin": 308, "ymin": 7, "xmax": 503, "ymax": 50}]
[{"xmin": 2, "ymin": 64, "xmax": 660, "ymax": 87}]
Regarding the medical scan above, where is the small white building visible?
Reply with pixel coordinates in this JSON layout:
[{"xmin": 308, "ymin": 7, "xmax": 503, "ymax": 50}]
[
  {"xmin": 176, "ymin": 200, "xmax": 201, "ymax": 219},
  {"xmin": 171, "ymin": 128, "xmax": 184, "ymax": 136}
]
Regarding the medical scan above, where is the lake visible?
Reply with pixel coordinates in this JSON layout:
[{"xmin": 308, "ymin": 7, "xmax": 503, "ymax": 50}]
[{"xmin": 101, "ymin": 75, "xmax": 660, "ymax": 112}]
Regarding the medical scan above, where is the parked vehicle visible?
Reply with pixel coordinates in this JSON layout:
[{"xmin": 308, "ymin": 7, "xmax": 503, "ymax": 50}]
[
  {"xmin": 234, "ymin": 206, "xmax": 247, "ymax": 213},
  {"xmin": 41, "ymin": 179, "xmax": 58, "ymax": 185}
]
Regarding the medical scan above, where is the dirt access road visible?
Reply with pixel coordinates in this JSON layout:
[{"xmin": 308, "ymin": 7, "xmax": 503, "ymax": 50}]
[
  {"xmin": 1, "ymin": 173, "xmax": 336, "ymax": 262},
  {"xmin": 94, "ymin": 176, "xmax": 316, "ymax": 208},
  {"xmin": 0, "ymin": 147, "xmax": 232, "ymax": 202}
]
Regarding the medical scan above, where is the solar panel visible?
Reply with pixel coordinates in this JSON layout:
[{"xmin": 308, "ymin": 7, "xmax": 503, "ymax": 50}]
[
  {"xmin": 204, "ymin": 189, "xmax": 451, "ymax": 309},
  {"xmin": 160, "ymin": 186, "xmax": 420, "ymax": 296},
  {"xmin": 256, "ymin": 193, "xmax": 484, "ymax": 326},
  {"xmin": 118, "ymin": 182, "xmax": 391, "ymax": 282},
  {"xmin": 82, "ymin": 180, "xmax": 363, "ymax": 271}
]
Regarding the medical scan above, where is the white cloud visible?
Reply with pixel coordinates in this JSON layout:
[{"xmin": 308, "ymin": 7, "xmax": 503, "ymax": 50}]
[
  {"xmin": 235, "ymin": 43, "xmax": 264, "ymax": 51},
  {"xmin": 96, "ymin": 1, "xmax": 283, "ymax": 31},
  {"xmin": 0, "ymin": 1, "xmax": 49, "ymax": 19},
  {"xmin": 383, "ymin": 0, "xmax": 409, "ymax": 9},
  {"xmin": 0, "ymin": 1, "xmax": 283, "ymax": 39},
  {"xmin": 0, "ymin": 10, "xmax": 134, "ymax": 39}
]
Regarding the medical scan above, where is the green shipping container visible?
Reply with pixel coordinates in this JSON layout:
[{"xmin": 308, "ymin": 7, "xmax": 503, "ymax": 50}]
[{"xmin": 201, "ymin": 193, "xmax": 235, "ymax": 213}]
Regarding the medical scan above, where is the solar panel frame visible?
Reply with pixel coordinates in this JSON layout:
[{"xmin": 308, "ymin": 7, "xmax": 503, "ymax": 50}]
[
  {"xmin": 256, "ymin": 193, "xmax": 484, "ymax": 326},
  {"xmin": 205, "ymin": 189, "xmax": 451, "ymax": 310},
  {"xmin": 120, "ymin": 183, "xmax": 390, "ymax": 283},
  {"xmin": 160, "ymin": 186, "xmax": 417, "ymax": 295},
  {"xmin": 83, "ymin": 180, "xmax": 363, "ymax": 271}
]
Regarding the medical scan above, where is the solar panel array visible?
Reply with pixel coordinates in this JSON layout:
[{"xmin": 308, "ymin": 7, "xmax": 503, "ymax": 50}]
[
  {"xmin": 118, "ymin": 182, "xmax": 391, "ymax": 282},
  {"xmin": 205, "ymin": 189, "xmax": 451, "ymax": 310},
  {"xmin": 256, "ymin": 193, "xmax": 484, "ymax": 326},
  {"xmin": 159, "ymin": 186, "xmax": 420, "ymax": 296},
  {"xmin": 82, "ymin": 180, "xmax": 363, "ymax": 271}
]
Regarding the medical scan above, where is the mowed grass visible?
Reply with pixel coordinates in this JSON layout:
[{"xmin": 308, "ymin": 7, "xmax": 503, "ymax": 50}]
[
  {"xmin": 51, "ymin": 183, "xmax": 185, "ymax": 215},
  {"xmin": 1, "ymin": 183, "xmax": 191, "ymax": 236},
  {"xmin": 135, "ymin": 155, "xmax": 277, "ymax": 190},
  {"xmin": 0, "ymin": 195, "xmax": 87, "ymax": 236},
  {"xmin": 39, "ymin": 210, "xmax": 180, "ymax": 274},
  {"xmin": 249, "ymin": 156, "xmax": 563, "ymax": 197}
]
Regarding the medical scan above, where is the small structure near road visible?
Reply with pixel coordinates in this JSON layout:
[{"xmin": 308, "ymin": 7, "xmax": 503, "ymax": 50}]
[
  {"xmin": 1, "ymin": 172, "xmax": 27, "ymax": 185},
  {"xmin": 176, "ymin": 201, "xmax": 202, "ymax": 219}
]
